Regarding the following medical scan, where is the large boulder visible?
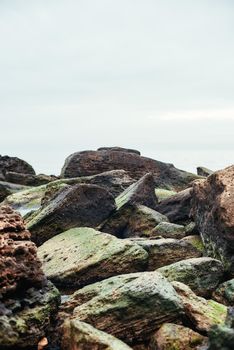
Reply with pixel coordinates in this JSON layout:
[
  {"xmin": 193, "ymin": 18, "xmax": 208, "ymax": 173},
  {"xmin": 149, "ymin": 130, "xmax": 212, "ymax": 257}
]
[
  {"xmin": 172, "ymin": 281, "xmax": 227, "ymax": 333},
  {"xmin": 157, "ymin": 257, "xmax": 224, "ymax": 297},
  {"xmin": 62, "ymin": 320, "xmax": 133, "ymax": 350},
  {"xmin": 0, "ymin": 155, "xmax": 35, "ymax": 181},
  {"xmin": 191, "ymin": 165, "xmax": 234, "ymax": 274},
  {"xmin": 0, "ymin": 206, "xmax": 60, "ymax": 349},
  {"xmin": 27, "ymin": 184, "xmax": 116, "ymax": 246},
  {"xmin": 156, "ymin": 188, "xmax": 193, "ymax": 224},
  {"xmin": 38, "ymin": 227, "xmax": 148, "ymax": 289},
  {"xmin": 130, "ymin": 238, "xmax": 201, "ymax": 270},
  {"xmin": 60, "ymin": 148, "xmax": 199, "ymax": 191},
  {"xmin": 59, "ymin": 272, "xmax": 183, "ymax": 344},
  {"xmin": 4, "ymin": 171, "xmax": 57, "ymax": 186}
]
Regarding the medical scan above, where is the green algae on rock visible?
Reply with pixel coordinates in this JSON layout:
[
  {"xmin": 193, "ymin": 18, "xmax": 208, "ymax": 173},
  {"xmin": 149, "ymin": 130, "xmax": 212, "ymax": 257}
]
[
  {"xmin": 151, "ymin": 222, "xmax": 187, "ymax": 239},
  {"xmin": 157, "ymin": 257, "xmax": 224, "ymax": 297},
  {"xmin": 62, "ymin": 319, "xmax": 133, "ymax": 350},
  {"xmin": 59, "ymin": 272, "xmax": 183, "ymax": 343},
  {"xmin": 38, "ymin": 227, "xmax": 148, "ymax": 289},
  {"xmin": 213, "ymin": 279, "xmax": 234, "ymax": 306}
]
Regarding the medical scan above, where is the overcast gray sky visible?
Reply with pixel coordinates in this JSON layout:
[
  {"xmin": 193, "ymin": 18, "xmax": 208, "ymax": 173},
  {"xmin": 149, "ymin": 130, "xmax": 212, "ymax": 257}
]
[{"xmin": 0, "ymin": 0, "xmax": 233, "ymax": 175}]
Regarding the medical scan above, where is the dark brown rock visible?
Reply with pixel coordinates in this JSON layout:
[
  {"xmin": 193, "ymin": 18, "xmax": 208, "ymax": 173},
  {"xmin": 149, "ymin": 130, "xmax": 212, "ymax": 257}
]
[
  {"xmin": 197, "ymin": 166, "xmax": 213, "ymax": 177},
  {"xmin": 61, "ymin": 148, "xmax": 199, "ymax": 191},
  {"xmin": 27, "ymin": 184, "xmax": 116, "ymax": 246},
  {"xmin": 4, "ymin": 171, "xmax": 57, "ymax": 186},
  {"xmin": 0, "ymin": 155, "xmax": 35, "ymax": 181},
  {"xmin": 156, "ymin": 187, "xmax": 192, "ymax": 224},
  {"xmin": 97, "ymin": 146, "xmax": 141, "ymax": 155},
  {"xmin": 191, "ymin": 165, "xmax": 234, "ymax": 274}
]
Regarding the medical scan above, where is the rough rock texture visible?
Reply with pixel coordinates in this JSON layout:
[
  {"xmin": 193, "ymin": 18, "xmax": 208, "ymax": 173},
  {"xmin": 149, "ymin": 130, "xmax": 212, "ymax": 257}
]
[
  {"xmin": 155, "ymin": 188, "xmax": 177, "ymax": 202},
  {"xmin": 181, "ymin": 235, "xmax": 205, "ymax": 254},
  {"xmin": 130, "ymin": 238, "xmax": 201, "ymax": 270},
  {"xmin": 59, "ymin": 272, "xmax": 183, "ymax": 343},
  {"xmin": 208, "ymin": 307, "xmax": 234, "ymax": 350},
  {"xmin": 157, "ymin": 257, "xmax": 224, "ymax": 297},
  {"xmin": 156, "ymin": 188, "xmax": 192, "ymax": 224},
  {"xmin": 38, "ymin": 227, "xmax": 148, "ymax": 289},
  {"xmin": 62, "ymin": 320, "xmax": 133, "ymax": 350},
  {"xmin": 0, "ymin": 184, "xmax": 11, "ymax": 203},
  {"xmin": 197, "ymin": 166, "xmax": 213, "ymax": 177},
  {"xmin": 151, "ymin": 222, "xmax": 187, "ymax": 239},
  {"xmin": 149, "ymin": 323, "xmax": 208, "ymax": 350},
  {"xmin": 27, "ymin": 184, "xmax": 116, "ymax": 246},
  {"xmin": 60, "ymin": 148, "xmax": 199, "ymax": 190},
  {"xmin": 172, "ymin": 281, "xmax": 227, "ymax": 333},
  {"xmin": 212, "ymin": 279, "xmax": 234, "ymax": 306},
  {"xmin": 0, "ymin": 181, "xmax": 28, "ymax": 204},
  {"xmin": 97, "ymin": 146, "xmax": 141, "ymax": 155},
  {"xmin": 0, "ymin": 205, "xmax": 60, "ymax": 349},
  {"xmin": 191, "ymin": 166, "xmax": 234, "ymax": 274},
  {"xmin": 4, "ymin": 171, "xmax": 57, "ymax": 186},
  {"xmin": 0, "ymin": 155, "xmax": 35, "ymax": 181}
]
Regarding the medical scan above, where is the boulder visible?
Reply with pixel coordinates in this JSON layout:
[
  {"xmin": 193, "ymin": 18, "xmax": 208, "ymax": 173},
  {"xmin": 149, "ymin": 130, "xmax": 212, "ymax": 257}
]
[
  {"xmin": 155, "ymin": 188, "xmax": 177, "ymax": 202},
  {"xmin": 0, "ymin": 155, "xmax": 35, "ymax": 181},
  {"xmin": 0, "ymin": 181, "xmax": 29, "ymax": 203},
  {"xmin": 212, "ymin": 279, "xmax": 234, "ymax": 306},
  {"xmin": 0, "ymin": 206, "xmax": 60, "ymax": 349},
  {"xmin": 97, "ymin": 146, "xmax": 141, "ymax": 155},
  {"xmin": 191, "ymin": 165, "xmax": 234, "ymax": 274},
  {"xmin": 4, "ymin": 171, "xmax": 57, "ymax": 186},
  {"xmin": 38, "ymin": 227, "xmax": 148, "ymax": 289},
  {"xmin": 61, "ymin": 320, "xmax": 133, "ymax": 350},
  {"xmin": 130, "ymin": 238, "xmax": 201, "ymax": 270},
  {"xmin": 151, "ymin": 222, "xmax": 187, "ymax": 239},
  {"xmin": 172, "ymin": 281, "xmax": 227, "ymax": 333},
  {"xmin": 208, "ymin": 307, "xmax": 234, "ymax": 350},
  {"xmin": 157, "ymin": 257, "xmax": 224, "ymax": 297},
  {"xmin": 60, "ymin": 148, "xmax": 199, "ymax": 191},
  {"xmin": 27, "ymin": 184, "xmax": 116, "ymax": 246},
  {"xmin": 59, "ymin": 272, "xmax": 183, "ymax": 343},
  {"xmin": 156, "ymin": 188, "xmax": 192, "ymax": 224},
  {"xmin": 149, "ymin": 323, "xmax": 208, "ymax": 350},
  {"xmin": 197, "ymin": 166, "xmax": 213, "ymax": 177},
  {"xmin": 181, "ymin": 235, "xmax": 205, "ymax": 254}
]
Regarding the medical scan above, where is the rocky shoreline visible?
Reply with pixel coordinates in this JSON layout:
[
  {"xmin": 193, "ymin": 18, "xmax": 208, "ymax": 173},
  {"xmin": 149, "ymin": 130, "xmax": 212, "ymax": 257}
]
[{"xmin": 0, "ymin": 147, "xmax": 233, "ymax": 349}]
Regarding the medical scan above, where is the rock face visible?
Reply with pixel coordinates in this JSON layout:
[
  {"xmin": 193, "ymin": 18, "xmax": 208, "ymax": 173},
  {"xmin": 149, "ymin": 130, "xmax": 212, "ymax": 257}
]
[
  {"xmin": 59, "ymin": 272, "xmax": 183, "ymax": 343},
  {"xmin": 156, "ymin": 188, "xmax": 192, "ymax": 224},
  {"xmin": 172, "ymin": 281, "xmax": 227, "ymax": 333},
  {"xmin": 213, "ymin": 279, "xmax": 234, "ymax": 306},
  {"xmin": 131, "ymin": 238, "xmax": 201, "ymax": 270},
  {"xmin": 151, "ymin": 222, "xmax": 187, "ymax": 239},
  {"xmin": 38, "ymin": 227, "xmax": 148, "ymax": 289},
  {"xmin": 0, "ymin": 206, "xmax": 60, "ymax": 349},
  {"xmin": 157, "ymin": 257, "xmax": 224, "ymax": 297},
  {"xmin": 191, "ymin": 165, "xmax": 234, "ymax": 273},
  {"xmin": 0, "ymin": 155, "xmax": 35, "ymax": 181},
  {"xmin": 27, "ymin": 184, "xmax": 116, "ymax": 246},
  {"xmin": 62, "ymin": 320, "xmax": 133, "ymax": 350},
  {"xmin": 149, "ymin": 323, "xmax": 207, "ymax": 350},
  {"xmin": 60, "ymin": 148, "xmax": 199, "ymax": 190}
]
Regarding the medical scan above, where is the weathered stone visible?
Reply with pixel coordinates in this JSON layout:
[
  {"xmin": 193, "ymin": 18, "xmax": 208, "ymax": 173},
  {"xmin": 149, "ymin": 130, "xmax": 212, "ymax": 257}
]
[
  {"xmin": 59, "ymin": 272, "xmax": 183, "ymax": 343},
  {"xmin": 155, "ymin": 188, "xmax": 177, "ymax": 202},
  {"xmin": 60, "ymin": 148, "xmax": 199, "ymax": 191},
  {"xmin": 0, "ymin": 206, "xmax": 60, "ymax": 349},
  {"xmin": 172, "ymin": 281, "xmax": 227, "ymax": 333},
  {"xmin": 197, "ymin": 166, "xmax": 213, "ymax": 177},
  {"xmin": 149, "ymin": 323, "xmax": 208, "ymax": 350},
  {"xmin": 0, "ymin": 180, "xmax": 29, "ymax": 203},
  {"xmin": 212, "ymin": 279, "xmax": 234, "ymax": 306},
  {"xmin": 97, "ymin": 146, "xmax": 141, "ymax": 155},
  {"xmin": 27, "ymin": 184, "xmax": 116, "ymax": 246},
  {"xmin": 151, "ymin": 222, "xmax": 187, "ymax": 239},
  {"xmin": 157, "ymin": 257, "xmax": 224, "ymax": 297},
  {"xmin": 181, "ymin": 235, "xmax": 205, "ymax": 254},
  {"xmin": 4, "ymin": 171, "xmax": 57, "ymax": 186},
  {"xmin": 131, "ymin": 238, "xmax": 201, "ymax": 270},
  {"xmin": 156, "ymin": 188, "xmax": 192, "ymax": 224},
  {"xmin": 0, "ymin": 155, "xmax": 35, "ymax": 181},
  {"xmin": 38, "ymin": 227, "xmax": 148, "ymax": 289},
  {"xmin": 208, "ymin": 307, "xmax": 234, "ymax": 350},
  {"xmin": 61, "ymin": 319, "xmax": 133, "ymax": 350},
  {"xmin": 191, "ymin": 166, "xmax": 234, "ymax": 274}
]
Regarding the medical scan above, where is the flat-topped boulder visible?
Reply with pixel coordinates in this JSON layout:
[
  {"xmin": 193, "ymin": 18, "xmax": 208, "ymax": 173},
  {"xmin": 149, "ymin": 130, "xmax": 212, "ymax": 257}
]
[
  {"xmin": 0, "ymin": 155, "xmax": 35, "ymax": 181},
  {"xmin": 27, "ymin": 184, "xmax": 116, "ymax": 246},
  {"xmin": 191, "ymin": 165, "xmax": 234, "ymax": 274},
  {"xmin": 60, "ymin": 148, "xmax": 199, "ymax": 191}
]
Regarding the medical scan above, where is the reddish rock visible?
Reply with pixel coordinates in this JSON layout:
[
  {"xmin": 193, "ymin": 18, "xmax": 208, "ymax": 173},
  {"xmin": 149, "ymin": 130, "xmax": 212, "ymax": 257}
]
[
  {"xmin": 191, "ymin": 166, "xmax": 234, "ymax": 273},
  {"xmin": 60, "ymin": 148, "xmax": 199, "ymax": 191},
  {"xmin": 0, "ymin": 155, "xmax": 35, "ymax": 181}
]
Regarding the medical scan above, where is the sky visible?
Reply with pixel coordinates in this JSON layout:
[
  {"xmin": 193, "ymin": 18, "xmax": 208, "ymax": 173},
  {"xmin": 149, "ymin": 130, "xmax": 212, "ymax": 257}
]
[{"xmin": 0, "ymin": 0, "xmax": 233, "ymax": 175}]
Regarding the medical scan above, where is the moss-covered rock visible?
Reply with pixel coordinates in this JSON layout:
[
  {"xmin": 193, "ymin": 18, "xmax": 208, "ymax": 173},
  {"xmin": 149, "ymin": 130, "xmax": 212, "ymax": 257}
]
[
  {"xmin": 208, "ymin": 308, "xmax": 234, "ymax": 350},
  {"xmin": 181, "ymin": 235, "xmax": 205, "ymax": 254},
  {"xmin": 59, "ymin": 272, "xmax": 183, "ymax": 344},
  {"xmin": 172, "ymin": 281, "xmax": 227, "ymax": 333},
  {"xmin": 61, "ymin": 320, "xmax": 133, "ymax": 350},
  {"xmin": 212, "ymin": 279, "xmax": 234, "ymax": 306},
  {"xmin": 129, "ymin": 238, "xmax": 201, "ymax": 270},
  {"xmin": 151, "ymin": 222, "xmax": 186, "ymax": 239},
  {"xmin": 157, "ymin": 257, "xmax": 224, "ymax": 297},
  {"xmin": 155, "ymin": 188, "xmax": 177, "ymax": 202},
  {"xmin": 149, "ymin": 322, "xmax": 208, "ymax": 350},
  {"xmin": 38, "ymin": 227, "xmax": 148, "ymax": 289}
]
